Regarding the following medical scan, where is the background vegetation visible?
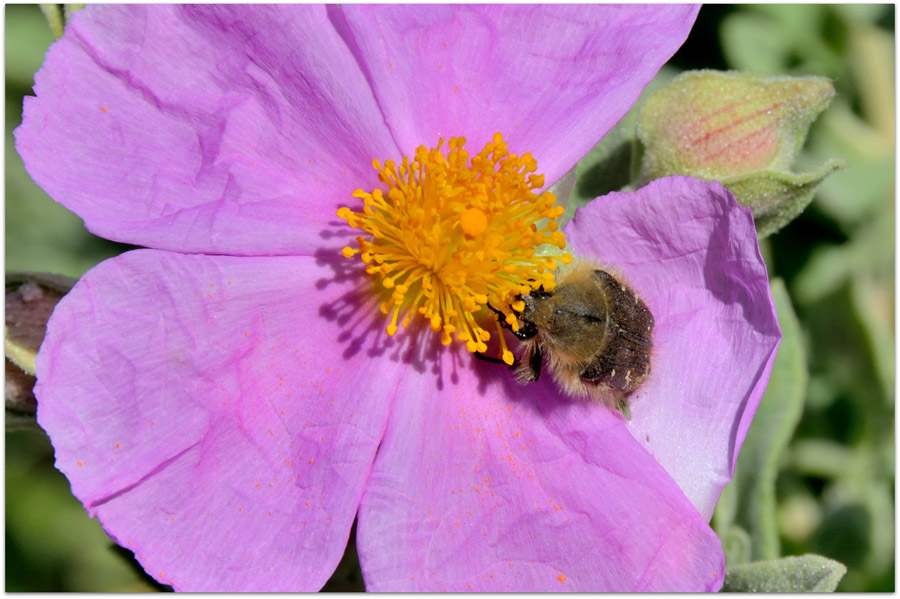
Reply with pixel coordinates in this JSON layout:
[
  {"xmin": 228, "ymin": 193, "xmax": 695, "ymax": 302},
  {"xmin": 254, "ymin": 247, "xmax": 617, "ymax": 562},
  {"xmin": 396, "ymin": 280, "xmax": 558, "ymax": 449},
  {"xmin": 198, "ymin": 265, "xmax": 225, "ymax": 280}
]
[{"xmin": 6, "ymin": 4, "xmax": 894, "ymax": 591}]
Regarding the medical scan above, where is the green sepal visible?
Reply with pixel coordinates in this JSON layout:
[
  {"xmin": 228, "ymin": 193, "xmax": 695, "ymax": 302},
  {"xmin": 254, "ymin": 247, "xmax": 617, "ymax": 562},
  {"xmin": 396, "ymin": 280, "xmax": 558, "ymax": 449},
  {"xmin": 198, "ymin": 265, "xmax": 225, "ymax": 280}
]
[
  {"xmin": 64, "ymin": 4, "xmax": 85, "ymax": 24},
  {"xmin": 724, "ymin": 159, "xmax": 847, "ymax": 238},
  {"xmin": 39, "ymin": 4, "xmax": 65, "ymax": 39},
  {"xmin": 723, "ymin": 554, "xmax": 847, "ymax": 592},
  {"xmin": 38, "ymin": 4, "xmax": 83, "ymax": 39}
]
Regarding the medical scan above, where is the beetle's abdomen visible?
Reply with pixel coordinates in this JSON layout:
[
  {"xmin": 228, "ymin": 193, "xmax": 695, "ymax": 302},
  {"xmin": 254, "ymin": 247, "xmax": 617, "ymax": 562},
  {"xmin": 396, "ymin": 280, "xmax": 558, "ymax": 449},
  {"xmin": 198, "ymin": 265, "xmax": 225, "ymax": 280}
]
[{"xmin": 579, "ymin": 270, "xmax": 654, "ymax": 393}]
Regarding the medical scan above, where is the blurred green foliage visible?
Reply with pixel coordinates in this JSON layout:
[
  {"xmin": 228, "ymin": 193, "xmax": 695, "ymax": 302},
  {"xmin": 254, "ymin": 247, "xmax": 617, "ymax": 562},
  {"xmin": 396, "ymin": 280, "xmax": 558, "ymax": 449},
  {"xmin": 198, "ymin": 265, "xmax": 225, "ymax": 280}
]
[
  {"xmin": 5, "ymin": 5, "xmax": 130, "ymax": 279},
  {"xmin": 5, "ymin": 4, "xmax": 894, "ymax": 592},
  {"xmin": 5, "ymin": 4, "xmax": 151, "ymax": 592},
  {"xmin": 711, "ymin": 4, "xmax": 895, "ymax": 592},
  {"xmin": 574, "ymin": 5, "xmax": 894, "ymax": 591}
]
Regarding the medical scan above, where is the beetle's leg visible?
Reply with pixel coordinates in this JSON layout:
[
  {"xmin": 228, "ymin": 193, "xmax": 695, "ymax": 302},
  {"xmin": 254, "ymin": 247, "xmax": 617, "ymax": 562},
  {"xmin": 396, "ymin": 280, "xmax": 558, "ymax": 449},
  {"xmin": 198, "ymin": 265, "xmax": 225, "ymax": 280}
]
[{"xmin": 486, "ymin": 303, "xmax": 537, "ymax": 340}]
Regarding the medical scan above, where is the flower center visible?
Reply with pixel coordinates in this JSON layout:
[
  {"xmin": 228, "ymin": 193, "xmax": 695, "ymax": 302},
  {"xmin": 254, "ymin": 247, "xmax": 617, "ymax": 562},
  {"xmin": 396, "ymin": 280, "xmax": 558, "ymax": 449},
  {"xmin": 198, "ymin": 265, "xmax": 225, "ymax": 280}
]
[{"xmin": 337, "ymin": 133, "xmax": 571, "ymax": 365}]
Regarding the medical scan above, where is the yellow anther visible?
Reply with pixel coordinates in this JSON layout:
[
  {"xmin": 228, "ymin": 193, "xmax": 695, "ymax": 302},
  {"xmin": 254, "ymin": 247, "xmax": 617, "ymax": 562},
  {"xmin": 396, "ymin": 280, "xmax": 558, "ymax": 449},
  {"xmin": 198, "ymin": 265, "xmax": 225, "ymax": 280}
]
[
  {"xmin": 545, "ymin": 205, "xmax": 565, "ymax": 219},
  {"xmin": 336, "ymin": 132, "xmax": 571, "ymax": 362}
]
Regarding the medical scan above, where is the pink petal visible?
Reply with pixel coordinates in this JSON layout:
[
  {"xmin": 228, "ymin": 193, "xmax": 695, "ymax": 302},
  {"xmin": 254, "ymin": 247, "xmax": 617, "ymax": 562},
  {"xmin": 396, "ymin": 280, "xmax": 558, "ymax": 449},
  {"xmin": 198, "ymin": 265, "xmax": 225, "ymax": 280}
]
[
  {"xmin": 333, "ymin": 5, "xmax": 698, "ymax": 185},
  {"xmin": 564, "ymin": 176, "xmax": 781, "ymax": 519},
  {"xmin": 35, "ymin": 249, "xmax": 399, "ymax": 590},
  {"xmin": 357, "ymin": 356, "xmax": 724, "ymax": 592},
  {"xmin": 15, "ymin": 5, "xmax": 397, "ymax": 255}
]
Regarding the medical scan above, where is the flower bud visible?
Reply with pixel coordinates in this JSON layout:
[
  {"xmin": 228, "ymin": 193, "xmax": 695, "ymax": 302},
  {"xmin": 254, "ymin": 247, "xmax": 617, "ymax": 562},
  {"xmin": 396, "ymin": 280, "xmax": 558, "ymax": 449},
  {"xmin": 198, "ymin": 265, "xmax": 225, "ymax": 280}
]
[
  {"xmin": 637, "ymin": 70, "xmax": 847, "ymax": 237},
  {"xmin": 6, "ymin": 272, "xmax": 74, "ymax": 428}
]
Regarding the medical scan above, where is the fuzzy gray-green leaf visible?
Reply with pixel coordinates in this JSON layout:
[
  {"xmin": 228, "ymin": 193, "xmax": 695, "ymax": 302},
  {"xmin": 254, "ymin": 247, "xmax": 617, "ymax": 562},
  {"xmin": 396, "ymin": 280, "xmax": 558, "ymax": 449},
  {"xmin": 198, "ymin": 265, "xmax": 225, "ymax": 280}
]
[
  {"xmin": 723, "ymin": 554, "xmax": 847, "ymax": 592},
  {"xmin": 732, "ymin": 279, "xmax": 806, "ymax": 561},
  {"xmin": 721, "ymin": 525, "xmax": 752, "ymax": 568}
]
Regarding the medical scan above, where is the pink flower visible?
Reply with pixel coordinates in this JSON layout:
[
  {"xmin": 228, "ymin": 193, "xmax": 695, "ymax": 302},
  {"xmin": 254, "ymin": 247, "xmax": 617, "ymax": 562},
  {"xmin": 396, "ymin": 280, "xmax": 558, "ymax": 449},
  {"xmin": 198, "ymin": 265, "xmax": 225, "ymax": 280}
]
[{"xmin": 15, "ymin": 5, "xmax": 779, "ymax": 592}]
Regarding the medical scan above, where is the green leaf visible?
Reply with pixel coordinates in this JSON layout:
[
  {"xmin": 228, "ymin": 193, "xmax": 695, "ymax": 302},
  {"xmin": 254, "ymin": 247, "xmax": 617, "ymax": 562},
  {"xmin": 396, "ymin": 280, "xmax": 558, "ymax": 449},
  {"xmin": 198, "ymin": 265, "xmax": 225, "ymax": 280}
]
[
  {"xmin": 850, "ymin": 273, "xmax": 895, "ymax": 402},
  {"xmin": 749, "ymin": 6, "xmax": 844, "ymax": 77},
  {"xmin": 793, "ymin": 207, "xmax": 893, "ymax": 305},
  {"xmin": 723, "ymin": 554, "xmax": 847, "ymax": 592},
  {"xmin": 721, "ymin": 13, "xmax": 792, "ymax": 74},
  {"xmin": 721, "ymin": 525, "xmax": 752, "ymax": 568},
  {"xmin": 806, "ymin": 101, "xmax": 893, "ymax": 228},
  {"xmin": 789, "ymin": 439, "xmax": 853, "ymax": 479},
  {"xmin": 831, "ymin": 4, "xmax": 890, "ymax": 26},
  {"xmin": 712, "ymin": 476, "xmax": 737, "ymax": 537},
  {"xmin": 732, "ymin": 279, "xmax": 807, "ymax": 561}
]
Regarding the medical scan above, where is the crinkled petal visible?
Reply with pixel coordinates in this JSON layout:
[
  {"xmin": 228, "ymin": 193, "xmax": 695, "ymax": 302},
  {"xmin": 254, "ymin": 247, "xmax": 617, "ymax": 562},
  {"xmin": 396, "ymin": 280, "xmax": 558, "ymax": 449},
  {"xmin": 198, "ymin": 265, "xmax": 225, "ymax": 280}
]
[
  {"xmin": 357, "ymin": 355, "xmax": 724, "ymax": 592},
  {"xmin": 15, "ymin": 5, "xmax": 397, "ymax": 255},
  {"xmin": 564, "ymin": 176, "xmax": 781, "ymax": 519},
  {"xmin": 35, "ymin": 249, "xmax": 398, "ymax": 590},
  {"xmin": 333, "ymin": 4, "xmax": 698, "ymax": 185}
]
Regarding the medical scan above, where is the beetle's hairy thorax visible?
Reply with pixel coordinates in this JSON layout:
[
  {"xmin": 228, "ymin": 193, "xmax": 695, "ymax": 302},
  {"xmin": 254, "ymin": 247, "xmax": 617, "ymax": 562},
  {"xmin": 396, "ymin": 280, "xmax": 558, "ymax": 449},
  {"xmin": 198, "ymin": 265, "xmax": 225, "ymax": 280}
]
[{"xmin": 522, "ymin": 279, "xmax": 612, "ymax": 361}]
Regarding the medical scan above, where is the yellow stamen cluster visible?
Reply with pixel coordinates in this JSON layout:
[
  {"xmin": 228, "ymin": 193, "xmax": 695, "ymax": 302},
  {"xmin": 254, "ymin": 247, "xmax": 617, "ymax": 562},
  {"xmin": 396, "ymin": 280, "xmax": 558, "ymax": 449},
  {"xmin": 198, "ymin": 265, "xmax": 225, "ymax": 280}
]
[{"xmin": 337, "ymin": 132, "xmax": 571, "ymax": 365}]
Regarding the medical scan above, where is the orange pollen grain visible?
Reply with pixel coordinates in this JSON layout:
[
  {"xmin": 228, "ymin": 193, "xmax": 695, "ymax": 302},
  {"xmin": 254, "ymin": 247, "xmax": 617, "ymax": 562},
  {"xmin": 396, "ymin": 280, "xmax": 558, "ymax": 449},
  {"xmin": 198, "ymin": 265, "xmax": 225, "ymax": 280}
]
[{"xmin": 337, "ymin": 132, "xmax": 571, "ymax": 358}]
